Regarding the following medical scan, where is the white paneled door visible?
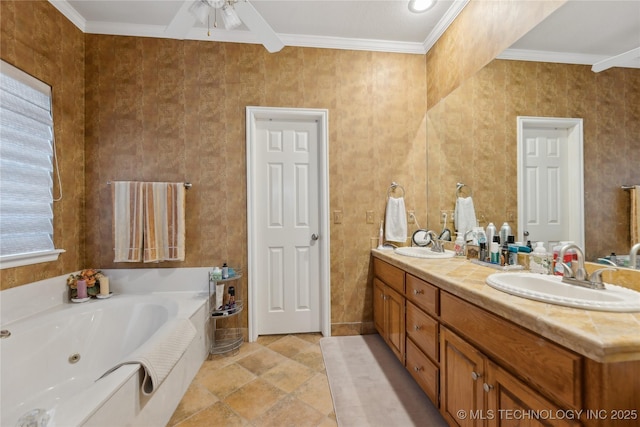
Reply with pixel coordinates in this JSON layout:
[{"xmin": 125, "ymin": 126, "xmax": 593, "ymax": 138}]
[
  {"xmin": 247, "ymin": 107, "xmax": 330, "ymax": 340},
  {"xmin": 522, "ymin": 127, "xmax": 568, "ymax": 250},
  {"xmin": 517, "ymin": 117, "xmax": 584, "ymax": 252}
]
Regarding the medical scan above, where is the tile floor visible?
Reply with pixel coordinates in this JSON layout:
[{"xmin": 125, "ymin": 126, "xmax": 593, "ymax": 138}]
[{"xmin": 167, "ymin": 334, "xmax": 337, "ymax": 427}]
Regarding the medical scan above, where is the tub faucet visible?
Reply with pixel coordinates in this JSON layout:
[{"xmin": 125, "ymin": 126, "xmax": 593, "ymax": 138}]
[
  {"xmin": 427, "ymin": 230, "xmax": 444, "ymax": 253},
  {"xmin": 630, "ymin": 243, "xmax": 640, "ymax": 270},
  {"xmin": 558, "ymin": 243, "xmax": 615, "ymax": 290}
]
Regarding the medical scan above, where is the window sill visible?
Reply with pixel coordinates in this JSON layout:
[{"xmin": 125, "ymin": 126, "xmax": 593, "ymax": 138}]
[{"xmin": 0, "ymin": 249, "xmax": 66, "ymax": 270}]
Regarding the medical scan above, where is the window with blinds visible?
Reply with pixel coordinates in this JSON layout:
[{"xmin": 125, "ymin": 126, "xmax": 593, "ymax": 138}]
[{"xmin": 0, "ymin": 60, "xmax": 64, "ymax": 269}]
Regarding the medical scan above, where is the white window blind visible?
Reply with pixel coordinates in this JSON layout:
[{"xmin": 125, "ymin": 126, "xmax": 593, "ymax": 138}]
[{"xmin": 0, "ymin": 60, "xmax": 64, "ymax": 269}]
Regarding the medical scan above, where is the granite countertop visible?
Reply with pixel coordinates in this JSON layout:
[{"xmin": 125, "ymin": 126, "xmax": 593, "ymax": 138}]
[{"xmin": 371, "ymin": 249, "xmax": 640, "ymax": 364}]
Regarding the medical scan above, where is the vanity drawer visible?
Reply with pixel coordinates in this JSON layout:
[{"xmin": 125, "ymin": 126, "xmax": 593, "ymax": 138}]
[
  {"xmin": 373, "ymin": 258, "xmax": 404, "ymax": 293},
  {"xmin": 406, "ymin": 274, "xmax": 439, "ymax": 316},
  {"xmin": 406, "ymin": 337, "xmax": 439, "ymax": 406},
  {"xmin": 406, "ymin": 301, "xmax": 438, "ymax": 362},
  {"xmin": 441, "ymin": 292, "xmax": 583, "ymax": 409}
]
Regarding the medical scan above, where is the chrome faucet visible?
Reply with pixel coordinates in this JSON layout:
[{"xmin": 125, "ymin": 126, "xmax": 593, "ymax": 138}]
[
  {"xmin": 558, "ymin": 243, "xmax": 615, "ymax": 290},
  {"xmin": 630, "ymin": 243, "xmax": 640, "ymax": 270},
  {"xmin": 427, "ymin": 230, "xmax": 444, "ymax": 253}
]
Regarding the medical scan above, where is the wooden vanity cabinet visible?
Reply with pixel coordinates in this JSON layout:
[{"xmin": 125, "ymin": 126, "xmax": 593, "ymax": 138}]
[
  {"xmin": 373, "ymin": 259, "xmax": 405, "ymax": 362},
  {"xmin": 441, "ymin": 326, "xmax": 580, "ymax": 427},
  {"xmin": 372, "ymin": 255, "xmax": 640, "ymax": 427}
]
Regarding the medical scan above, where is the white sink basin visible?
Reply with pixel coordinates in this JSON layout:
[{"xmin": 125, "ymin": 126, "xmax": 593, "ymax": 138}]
[
  {"xmin": 486, "ymin": 272, "xmax": 640, "ymax": 312},
  {"xmin": 394, "ymin": 247, "xmax": 455, "ymax": 259}
]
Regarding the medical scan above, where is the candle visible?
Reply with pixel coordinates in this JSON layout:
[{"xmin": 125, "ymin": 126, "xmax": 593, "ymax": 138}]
[
  {"xmin": 99, "ymin": 276, "xmax": 110, "ymax": 296},
  {"xmin": 76, "ymin": 279, "xmax": 88, "ymax": 299}
]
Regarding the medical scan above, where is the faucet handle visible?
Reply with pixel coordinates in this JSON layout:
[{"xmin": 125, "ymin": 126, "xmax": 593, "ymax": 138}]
[
  {"xmin": 589, "ymin": 267, "xmax": 617, "ymax": 286},
  {"xmin": 560, "ymin": 263, "xmax": 574, "ymax": 278}
]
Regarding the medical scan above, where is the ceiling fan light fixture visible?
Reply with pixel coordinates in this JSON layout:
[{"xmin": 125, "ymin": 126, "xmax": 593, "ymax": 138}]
[
  {"xmin": 408, "ymin": 0, "xmax": 436, "ymax": 13},
  {"xmin": 189, "ymin": 0, "xmax": 210, "ymax": 24},
  {"xmin": 221, "ymin": 4, "xmax": 242, "ymax": 29}
]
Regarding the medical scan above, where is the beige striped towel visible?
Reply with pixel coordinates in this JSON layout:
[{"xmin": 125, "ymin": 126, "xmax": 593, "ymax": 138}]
[
  {"xmin": 112, "ymin": 181, "xmax": 144, "ymax": 262},
  {"xmin": 143, "ymin": 182, "xmax": 186, "ymax": 263},
  {"xmin": 631, "ymin": 186, "xmax": 640, "ymax": 245}
]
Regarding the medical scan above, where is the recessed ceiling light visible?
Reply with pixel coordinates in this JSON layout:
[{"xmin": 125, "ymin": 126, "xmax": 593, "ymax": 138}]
[{"xmin": 408, "ymin": 0, "xmax": 437, "ymax": 13}]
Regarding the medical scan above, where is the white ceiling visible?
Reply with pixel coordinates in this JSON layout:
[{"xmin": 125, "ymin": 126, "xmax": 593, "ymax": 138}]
[{"xmin": 51, "ymin": 0, "xmax": 640, "ymax": 69}]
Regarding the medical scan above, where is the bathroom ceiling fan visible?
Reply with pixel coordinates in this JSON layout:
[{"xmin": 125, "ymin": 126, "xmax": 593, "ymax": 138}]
[{"xmin": 187, "ymin": 0, "xmax": 284, "ymax": 53}]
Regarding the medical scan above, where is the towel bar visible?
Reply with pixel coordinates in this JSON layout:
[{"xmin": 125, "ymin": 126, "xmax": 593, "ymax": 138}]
[
  {"xmin": 387, "ymin": 182, "xmax": 405, "ymax": 198},
  {"xmin": 107, "ymin": 181, "xmax": 192, "ymax": 189},
  {"xmin": 456, "ymin": 182, "xmax": 472, "ymax": 198}
]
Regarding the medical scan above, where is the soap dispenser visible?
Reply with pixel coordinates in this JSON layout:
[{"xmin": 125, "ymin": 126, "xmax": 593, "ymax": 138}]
[{"xmin": 529, "ymin": 242, "xmax": 551, "ymax": 274}]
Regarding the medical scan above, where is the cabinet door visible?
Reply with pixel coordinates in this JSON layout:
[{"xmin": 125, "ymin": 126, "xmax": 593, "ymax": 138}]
[
  {"xmin": 373, "ymin": 278, "xmax": 385, "ymax": 336},
  {"xmin": 441, "ymin": 327, "xmax": 486, "ymax": 427},
  {"xmin": 385, "ymin": 285, "xmax": 405, "ymax": 362},
  {"xmin": 486, "ymin": 361, "xmax": 581, "ymax": 427}
]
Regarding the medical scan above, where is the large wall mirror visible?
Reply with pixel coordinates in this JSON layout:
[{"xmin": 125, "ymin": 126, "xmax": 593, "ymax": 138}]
[{"xmin": 426, "ymin": 1, "xmax": 640, "ymax": 263}]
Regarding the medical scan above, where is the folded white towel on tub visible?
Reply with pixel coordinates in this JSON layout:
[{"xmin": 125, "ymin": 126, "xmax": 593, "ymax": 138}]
[
  {"xmin": 385, "ymin": 196, "xmax": 407, "ymax": 243},
  {"xmin": 98, "ymin": 318, "xmax": 196, "ymax": 395}
]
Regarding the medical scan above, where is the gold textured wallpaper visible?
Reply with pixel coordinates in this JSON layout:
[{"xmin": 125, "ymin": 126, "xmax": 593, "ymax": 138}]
[
  {"xmin": 0, "ymin": 0, "xmax": 85, "ymax": 289},
  {"xmin": 426, "ymin": 59, "xmax": 640, "ymax": 260},
  {"xmin": 4, "ymin": 0, "xmax": 635, "ymax": 336},
  {"xmin": 83, "ymin": 36, "xmax": 428, "ymax": 334},
  {"xmin": 426, "ymin": 0, "xmax": 565, "ymax": 109}
]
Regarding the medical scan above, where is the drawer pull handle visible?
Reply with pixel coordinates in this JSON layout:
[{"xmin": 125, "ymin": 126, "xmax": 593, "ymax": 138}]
[
  {"xmin": 483, "ymin": 383, "xmax": 494, "ymax": 393},
  {"xmin": 413, "ymin": 325, "xmax": 421, "ymax": 331},
  {"xmin": 413, "ymin": 289, "xmax": 424, "ymax": 295},
  {"xmin": 414, "ymin": 366, "xmax": 423, "ymax": 372},
  {"xmin": 471, "ymin": 371, "xmax": 481, "ymax": 381}
]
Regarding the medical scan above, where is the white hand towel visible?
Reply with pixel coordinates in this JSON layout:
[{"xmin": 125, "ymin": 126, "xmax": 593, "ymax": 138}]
[
  {"xmin": 385, "ymin": 197, "xmax": 407, "ymax": 243},
  {"xmin": 454, "ymin": 196, "xmax": 477, "ymax": 238}
]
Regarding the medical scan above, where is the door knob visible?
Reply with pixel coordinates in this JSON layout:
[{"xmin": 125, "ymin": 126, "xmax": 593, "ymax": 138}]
[{"xmin": 311, "ymin": 233, "xmax": 319, "ymax": 241}]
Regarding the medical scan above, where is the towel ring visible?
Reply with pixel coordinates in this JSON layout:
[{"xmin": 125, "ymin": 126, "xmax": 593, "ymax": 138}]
[
  {"xmin": 456, "ymin": 182, "xmax": 472, "ymax": 198},
  {"xmin": 387, "ymin": 182, "xmax": 405, "ymax": 198}
]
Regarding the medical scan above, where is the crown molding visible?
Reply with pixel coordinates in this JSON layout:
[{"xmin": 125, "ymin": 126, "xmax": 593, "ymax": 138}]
[
  {"xmin": 49, "ymin": 0, "xmax": 460, "ymax": 55},
  {"xmin": 279, "ymin": 34, "xmax": 426, "ymax": 55},
  {"xmin": 422, "ymin": 0, "xmax": 469, "ymax": 53},
  {"xmin": 48, "ymin": 0, "xmax": 87, "ymax": 31},
  {"xmin": 497, "ymin": 48, "xmax": 607, "ymax": 66}
]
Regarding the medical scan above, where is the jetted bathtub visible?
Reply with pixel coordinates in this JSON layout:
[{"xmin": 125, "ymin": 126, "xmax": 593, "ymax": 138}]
[{"xmin": 0, "ymin": 292, "xmax": 207, "ymax": 426}]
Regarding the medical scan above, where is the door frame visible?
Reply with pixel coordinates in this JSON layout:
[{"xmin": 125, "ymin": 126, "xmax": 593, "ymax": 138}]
[
  {"xmin": 516, "ymin": 116, "xmax": 584, "ymax": 250},
  {"xmin": 246, "ymin": 106, "xmax": 330, "ymax": 342}
]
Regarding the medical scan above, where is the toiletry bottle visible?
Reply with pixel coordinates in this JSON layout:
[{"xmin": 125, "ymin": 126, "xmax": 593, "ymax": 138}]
[
  {"xmin": 212, "ymin": 266, "xmax": 222, "ymax": 280},
  {"xmin": 476, "ymin": 228, "xmax": 487, "ymax": 262},
  {"xmin": 499, "ymin": 222, "xmax": 511, "ymax": 244},
  {"xmin": 222, "ymin": 263, "xmax": 229, "ymax": 279},
  {"xmin": 377, "ymin": 220, "xmax": 384, "ymax": 249},
  {"xmin": 501, "ymin": 238, "xmax": 509, "ymax": 266},
  {"xmin": 486, "ymin": 223, "xmax": 497, "ymax": 262},
  {"xmin": 490, "ymin": 236, "xmax": 500, "ymax": 264},
  {"xmin": 507, "ymin": 236, "xmax": 518, "ymax": 265},
  {"xmin": 454, "ymin": 233, "xmax": 465, "ymax": 257},
  {"xmin": 479, "ymin": 242, "xmax": 487, "ymax": 262},
  {"xmin": 228, "ymin": 286, "xmax": 235, "ymax": 306}
]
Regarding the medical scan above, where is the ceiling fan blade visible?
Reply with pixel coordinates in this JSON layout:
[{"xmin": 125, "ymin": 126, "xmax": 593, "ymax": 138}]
[
  {"xmin": 165, "ymin": 0, "xmax": 199, "ymax": 39},
  {"xmin": 234, "ymin": 1, "xmax": 284, "ymax": 53}
]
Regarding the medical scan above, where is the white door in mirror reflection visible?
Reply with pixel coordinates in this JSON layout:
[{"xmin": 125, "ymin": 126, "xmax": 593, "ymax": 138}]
[
  {"xmin": 255, "ymin": 118, "xmax": 321, "ymax": 335},
  {"xmin": 517, "ymin": 117, "xmax": 584, "ymax": 252}
]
